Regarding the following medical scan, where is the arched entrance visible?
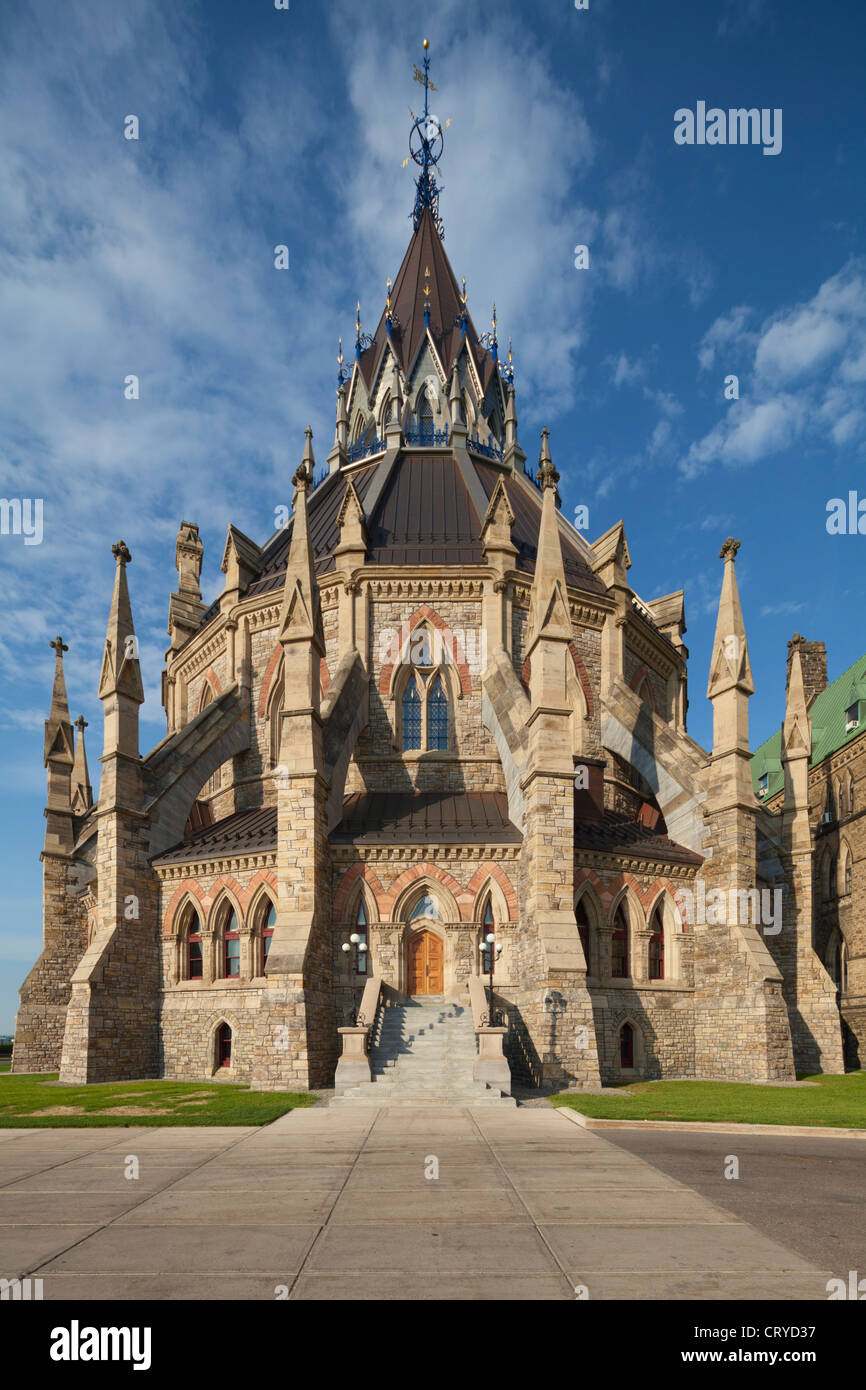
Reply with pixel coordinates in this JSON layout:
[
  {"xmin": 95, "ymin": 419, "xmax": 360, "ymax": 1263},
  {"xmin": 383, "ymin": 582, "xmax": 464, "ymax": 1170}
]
[{"xmin": 407, "ymin": 930, "xmax": 444, "ymax": 995}]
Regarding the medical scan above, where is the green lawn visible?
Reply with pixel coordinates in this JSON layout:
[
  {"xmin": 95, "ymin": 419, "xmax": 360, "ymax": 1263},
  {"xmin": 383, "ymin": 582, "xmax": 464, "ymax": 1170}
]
[
  {"xmin": 0, "ymin": 1073, "xmax": 318, "ymax": 1127},
  {"xmin": 552, "ymin": 1072, "xmax": 866, "ymax": 1129}
]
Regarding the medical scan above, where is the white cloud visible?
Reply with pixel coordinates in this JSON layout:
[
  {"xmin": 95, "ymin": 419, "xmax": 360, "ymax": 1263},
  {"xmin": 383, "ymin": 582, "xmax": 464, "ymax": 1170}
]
[
  {"xmin": 610, "ymin": 352, "xmax": 645, "ymax": 387},
  {"xmin": 682, "ymin": 264, "xmax": 866, "ymax": 476}
]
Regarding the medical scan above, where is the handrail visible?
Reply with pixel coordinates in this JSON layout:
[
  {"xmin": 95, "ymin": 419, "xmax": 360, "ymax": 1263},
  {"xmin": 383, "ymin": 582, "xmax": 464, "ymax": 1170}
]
[
  {"xmin": 334, "ymin": 976, "xmax": 383, "ymax": 1093},
  {"xmin": 468, "ymin": 976, "xmax": 512, "ymax": 1095},
  {"xmin": 468, "ymin": 975, "xmax": 491, "ymax": 1029}
]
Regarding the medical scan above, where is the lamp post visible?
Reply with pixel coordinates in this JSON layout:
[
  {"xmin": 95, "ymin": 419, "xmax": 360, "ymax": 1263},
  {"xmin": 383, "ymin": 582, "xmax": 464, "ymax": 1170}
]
[
  {"xmin": 341, "ymin": 932, "xmax": 368, "ymax": 1025},
  {"xmin": 479, "ymin": 932, "xmax": 502, "ymax": 1025}
]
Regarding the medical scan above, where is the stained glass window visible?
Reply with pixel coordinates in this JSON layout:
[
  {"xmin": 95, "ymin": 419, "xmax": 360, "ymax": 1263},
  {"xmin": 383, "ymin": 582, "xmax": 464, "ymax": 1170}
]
[
  {"xmin": 427, "ymin": 674, "xmax": 448, "ymax": 750},
  {"xmin": 402, "ymin": 678, "xmax": 422, "ymax": 750}
]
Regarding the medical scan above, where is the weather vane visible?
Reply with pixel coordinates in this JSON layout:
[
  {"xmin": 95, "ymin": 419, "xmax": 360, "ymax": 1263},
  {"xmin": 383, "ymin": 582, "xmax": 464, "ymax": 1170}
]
[{"xmin": 401, "ymin": 39, "xmax": 451, "ymax": 239}]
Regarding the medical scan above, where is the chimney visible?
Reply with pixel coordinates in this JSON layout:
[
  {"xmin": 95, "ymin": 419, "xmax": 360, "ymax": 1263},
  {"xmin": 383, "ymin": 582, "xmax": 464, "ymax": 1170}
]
[{"xmin": 786, "ymin": 635, "xmax": 827, "ymax": 708}]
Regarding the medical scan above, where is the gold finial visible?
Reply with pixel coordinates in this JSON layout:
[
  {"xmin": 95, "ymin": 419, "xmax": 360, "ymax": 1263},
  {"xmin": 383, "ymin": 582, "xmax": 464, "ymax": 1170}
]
[
  {"xmin": 386, "ymin": 276, "xmax": 392, "ymax": 311},
  {"xmin": 424, "ymin": 266, "xmax": 431, "ymax": 299},
  {"xmin": 423, "ymin": 38, "xmax": 429, "ymax": 50},
  {"xmin": 491, "ymin": 302, "xmax": 497, "ymax": 331}
]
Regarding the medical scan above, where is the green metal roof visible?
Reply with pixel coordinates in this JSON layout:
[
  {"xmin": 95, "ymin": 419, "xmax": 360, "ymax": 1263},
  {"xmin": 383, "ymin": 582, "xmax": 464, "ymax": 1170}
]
[{"xmin": 751, "ymin": 651, "xmax": 866, "ymax": 801}]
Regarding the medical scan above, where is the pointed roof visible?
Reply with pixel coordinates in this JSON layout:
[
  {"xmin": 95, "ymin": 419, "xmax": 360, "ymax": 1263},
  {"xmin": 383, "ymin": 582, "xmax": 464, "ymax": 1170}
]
[
  {"xmin": 706, "ymin": 537, "xmax": 754, "ymax": 700},
  {"xmin": 71, "ymin": 714, "xmax": 93, "ymax": 814},
  {"xmin": 527, "ymin": 430, "xmax": 573, "ymax": 648},
  {"xmin": 356, "ymin": 207, "xmax": 497, "ymax": 397},
  {"xmin": 98, "ymin": 541, "xmax": 144, "ymax": 703},
  {"xmin": 278, "ymin": 434, "xmax": 324, "ymax": 648},
  {"xmin": 782, "ymin": 637, "xmax": 811, "ymax": 758},
  {"xmin": 44, "ymin": 635, "xmax": 74, "ymax": 766}
]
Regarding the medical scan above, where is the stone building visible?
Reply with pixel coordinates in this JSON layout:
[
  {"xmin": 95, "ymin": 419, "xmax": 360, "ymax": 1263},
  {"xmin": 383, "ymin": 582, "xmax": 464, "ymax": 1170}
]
[
  {"xmin": 13, "ymin": 51, "xmax": 848, "ymax": 1093},
  {"xmin": 752, "ymin": 640, "xmax": 866, "ymax": 1068}
]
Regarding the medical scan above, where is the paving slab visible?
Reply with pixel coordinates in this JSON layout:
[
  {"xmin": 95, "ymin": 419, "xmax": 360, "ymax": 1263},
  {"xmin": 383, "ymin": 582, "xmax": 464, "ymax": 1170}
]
[
  {"xmin": 0, "ymin": 1192, "xmax": 146, "ymax": 1224},
  {"xmin": 39, "ymin": 1224, "xmax": 322, "ymax": 1275},
  {"xmin": 116, "ymin": 1189, "xmax": 339, "ymax": 1225},
  {"xmin": 291, "ymin": 1272, "xmax": 572, "ymax": 1300},
  {"xmin": 0, "ymin": 1104, "xmax": 836, "ymax": 1300},
  {"xmin": 542, "ymin": 1222, "xmax": 823, "ymax": 1273},
  {"xmin": 0, "ymin": 1225, "xmax": 98, "ymax": 1278},
  {"xmin": 3, "ymin": 1166, "xmax": 193, "ymax": 1194},
  {"xmin": 305, "ymin": 1222, "xmax": 558, "ymax": 1275}
]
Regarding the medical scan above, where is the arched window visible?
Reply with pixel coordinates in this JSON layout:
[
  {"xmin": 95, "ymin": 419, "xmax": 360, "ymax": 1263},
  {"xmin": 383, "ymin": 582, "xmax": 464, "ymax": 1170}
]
[
  {"xmin": 611, "ymin": 903, "xmax": 629, "ymax": 979},
  {"xmin": 260, "ymin": 899, "xmax": 275, "ymax": 974},
  {"xmin": 269, "ymin": 671, "xmax": 284, "ymax": 769},
  {"xmin": 427, "ymin": 674, "xmax": 449, "ymax": 751},
  {"xmin": 838, "ymin": 939, "xmax": 848, "ymax": 994},
  {"xmin": 401, "ymin": 678, "xmax": 422, "ymax": 750},
  {"xmin": 222, "ymin": 906, "xmax": 240, "ymax": 978},
  {"xmin": 637, "ymin": 677, "xmax": 655, "ymax": 713},
  {"xmin": 842, "ymin": 846, "xmax": 853, "ymax": 896},
  {"xmin": 848, "ymin": 772, "xmax": 856, "ymax": 814},
  {"xmin": 185, "ymin": 906, "xmax": 203, "ymax": 981},
  {"xmin": 354, "ymin": 899, "xmax": 369, "ymax": 976},
  {"xmin": 648, "ymin": 903, "xmax": 665, "ymax": 981},
  {"xmin": 480, "ymin": 899, "xmax": 494, "ymax": 974},
  {"xmin": 619, "ymin": 1022, "xmax": 634, "ymax": 1069},
  {"xmin": 576, "ymin": 898, "xmax": 592, "ymax": 975},
  {"xmin": 419, "ymin": 393, "xmax": 434, "ymax": 445},
  {"xmin": 409, "ymin": 892, "xmax": 441, "ymax": 921},
  {"xmin": 217, "ymin": 1022, "xmax": 232, "ymax": 1069},
  {"xmin": 829, "ymin": 856, "xmax": 838, "ymax": 899},
  {"xmin": 396, "ymin": 630, "xmax": 453, "ymax": 754}
]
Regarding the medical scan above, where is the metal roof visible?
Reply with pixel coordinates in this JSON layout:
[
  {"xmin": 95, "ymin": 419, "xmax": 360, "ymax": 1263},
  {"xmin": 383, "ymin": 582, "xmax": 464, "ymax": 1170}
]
[{"xmin": 331, "ymin": 791, "xmax": 522, "ymax": 844}]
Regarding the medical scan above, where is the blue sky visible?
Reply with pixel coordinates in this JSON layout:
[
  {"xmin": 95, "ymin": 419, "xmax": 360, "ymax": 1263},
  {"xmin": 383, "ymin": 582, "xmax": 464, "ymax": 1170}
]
[{"xmin": 1, "ymin": 0, "xmax": 864, "ymax": 1031}]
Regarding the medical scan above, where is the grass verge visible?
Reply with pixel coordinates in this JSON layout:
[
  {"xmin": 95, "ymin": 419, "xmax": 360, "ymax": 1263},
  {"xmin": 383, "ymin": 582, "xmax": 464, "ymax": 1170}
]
[
  {"xmin": 0, "ymin": 1073, "xmax": 318, "ymax": 1127},
  {"xmin": 551, "ymin": 1072, "xmax": 866, "ymax": 1128}
]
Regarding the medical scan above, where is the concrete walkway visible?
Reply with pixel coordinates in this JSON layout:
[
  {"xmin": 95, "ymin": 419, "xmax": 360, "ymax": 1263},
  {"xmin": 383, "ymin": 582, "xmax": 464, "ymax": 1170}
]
[{"xmin": 0, "ymin": 1107, "xmax": 833, "ymax": 1300}]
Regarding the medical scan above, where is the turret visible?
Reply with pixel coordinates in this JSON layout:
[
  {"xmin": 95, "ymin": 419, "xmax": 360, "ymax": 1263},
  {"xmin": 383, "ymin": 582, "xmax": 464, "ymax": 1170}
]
[
  {"xmin": 278, "ymin": 429, "xmax": 325, "ymax": 772},
  {"xmin": 43, "ymin": 635, "xmax": 75, "ymax": 857},
  {"xmin": 525, "ymin": 429, "xmax": 573, "ymax": 768},
  {"xmin": 781, "ymin": 635, "xmax": 812, "ymax": 850},
  {"xmin": 70, "ymin": 715, "xmax": 93, "ymax": 816},
  {"xmin": 97, "ymin": 540, "xmax": 144, "ymax": 809},
  {"xmin": 706, "ymin": 537, "xmax": 754, "ymax": 804}
]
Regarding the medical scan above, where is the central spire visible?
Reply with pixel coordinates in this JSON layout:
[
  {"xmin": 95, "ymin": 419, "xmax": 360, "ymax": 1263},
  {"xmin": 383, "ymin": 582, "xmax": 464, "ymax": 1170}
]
[{"xmin": 406, "ymin": 39, "xmax": 447, "ymax": 238}]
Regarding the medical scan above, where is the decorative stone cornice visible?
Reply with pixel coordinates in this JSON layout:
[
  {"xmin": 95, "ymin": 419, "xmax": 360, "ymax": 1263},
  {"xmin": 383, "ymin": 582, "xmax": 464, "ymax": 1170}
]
[
  {"xmin": 154, "ymin": 851, "xmax": 277, "ymax": 882},
  {"xmin": 329, "ymin": 843, "xmax": 521, "ymax": 865}
]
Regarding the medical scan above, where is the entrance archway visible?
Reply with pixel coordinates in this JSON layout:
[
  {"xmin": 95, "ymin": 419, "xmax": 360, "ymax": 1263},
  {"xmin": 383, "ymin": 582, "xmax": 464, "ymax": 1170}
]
[{"xmin": 407, "ymin": 930, "xmax": 444, "ymax": 994}]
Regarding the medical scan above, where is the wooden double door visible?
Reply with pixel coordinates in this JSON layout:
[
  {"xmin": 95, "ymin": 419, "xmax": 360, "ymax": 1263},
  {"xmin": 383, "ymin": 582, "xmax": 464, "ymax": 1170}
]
[{"xmin": 407, "ymin": 930, "xmax": 444, "ymax": 994}]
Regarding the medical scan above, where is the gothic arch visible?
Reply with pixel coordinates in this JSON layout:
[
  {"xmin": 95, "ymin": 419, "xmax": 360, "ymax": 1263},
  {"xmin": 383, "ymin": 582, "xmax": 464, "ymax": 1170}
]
[
  {"xmin": 379, "ymin": 605, "xmax": 472, "ymax": 698},
  {"xmin": 163, "ymin": 879, "xmax": 209, "ymax": 935},
  {"xmin": 383, "ymin": 864, "xmax": 467, "ymax": 922},
  {"xmin": 466, "ymin": 863, "xmax": 519, "ymax": 920},
  {"xmin": 205, "ymin": 878, "xmax": 246, "ymax": 934},
  {"xmin": 333, "ymin": 863, "xmax": 386, "ymax": 923},
  {"xmin": 840, "ymin": 839, "xmax": 854, "ymax": 896},
  {"xmin": 208, "ymin": 1012, "xmax": 240, "ymax": 1074}
]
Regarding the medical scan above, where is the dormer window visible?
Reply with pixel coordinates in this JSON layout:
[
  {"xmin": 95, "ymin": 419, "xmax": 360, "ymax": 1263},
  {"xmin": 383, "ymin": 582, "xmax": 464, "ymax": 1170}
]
[
  {"xmin": 759, "ymin": 773, "xmax": 769, "ymax": 796},
  {"xmin": 846, "ymin": 702, "xmax": 859, "ymax": 732}
]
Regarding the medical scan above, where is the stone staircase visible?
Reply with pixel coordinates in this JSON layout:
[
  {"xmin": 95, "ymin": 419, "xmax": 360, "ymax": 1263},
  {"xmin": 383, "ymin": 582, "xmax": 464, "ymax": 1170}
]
[{"xmin": 332, "ymin": 995, "xmax": 515, "ymax": 1107}]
